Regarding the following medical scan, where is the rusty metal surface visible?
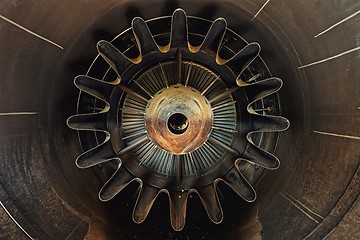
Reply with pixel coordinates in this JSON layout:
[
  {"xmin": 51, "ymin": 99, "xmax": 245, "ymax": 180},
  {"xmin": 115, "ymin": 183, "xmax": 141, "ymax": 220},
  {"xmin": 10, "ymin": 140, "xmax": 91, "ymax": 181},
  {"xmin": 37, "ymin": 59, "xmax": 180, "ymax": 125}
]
[{"xmin": 145, "ymin": 84, "xmax": 213, "ymax": 154}]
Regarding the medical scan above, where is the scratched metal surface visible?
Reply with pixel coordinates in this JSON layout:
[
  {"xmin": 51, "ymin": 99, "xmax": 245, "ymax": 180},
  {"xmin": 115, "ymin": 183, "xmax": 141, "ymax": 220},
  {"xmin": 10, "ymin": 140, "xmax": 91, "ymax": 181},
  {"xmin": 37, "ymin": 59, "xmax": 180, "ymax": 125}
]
[{"xmin": 0, "ymin": 0, "xmax": 359, "ymax": 239}]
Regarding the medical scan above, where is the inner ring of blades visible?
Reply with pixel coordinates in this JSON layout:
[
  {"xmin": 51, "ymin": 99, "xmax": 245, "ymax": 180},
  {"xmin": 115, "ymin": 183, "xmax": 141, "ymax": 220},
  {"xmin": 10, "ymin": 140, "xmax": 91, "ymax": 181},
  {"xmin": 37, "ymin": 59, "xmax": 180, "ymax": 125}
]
[{"xmin": 67, "ymin": 8, "xmax": 290, "ymax": 231}]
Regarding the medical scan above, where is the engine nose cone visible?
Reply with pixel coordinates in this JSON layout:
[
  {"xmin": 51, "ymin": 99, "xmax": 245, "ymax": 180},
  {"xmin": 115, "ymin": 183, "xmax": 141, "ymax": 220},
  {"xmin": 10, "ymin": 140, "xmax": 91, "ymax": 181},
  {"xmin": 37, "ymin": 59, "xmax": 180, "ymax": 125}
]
[{"xmin": 146, "ymin": 84, "xmax": 213, "ymax": 154}]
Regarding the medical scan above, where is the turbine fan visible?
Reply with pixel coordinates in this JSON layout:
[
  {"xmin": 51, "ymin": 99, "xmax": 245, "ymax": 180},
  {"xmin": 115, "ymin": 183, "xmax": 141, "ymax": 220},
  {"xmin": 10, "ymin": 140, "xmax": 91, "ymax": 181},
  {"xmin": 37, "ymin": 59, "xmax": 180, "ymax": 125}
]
[{"xmin": 67, "ymin": 9, "xmax": 289, "ymax": 231}]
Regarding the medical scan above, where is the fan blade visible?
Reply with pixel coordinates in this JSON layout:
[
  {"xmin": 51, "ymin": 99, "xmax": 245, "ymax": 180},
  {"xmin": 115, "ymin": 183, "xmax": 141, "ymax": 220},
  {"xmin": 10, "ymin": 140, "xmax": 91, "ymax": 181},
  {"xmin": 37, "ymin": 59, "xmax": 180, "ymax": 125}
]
[
  {"xmin": 169, "ymin": 190, "xmax": 188, "ymax": 231},
  {"xmin": 244, "ymin": 77, "xmax": 282, "ymax": 104},
  {"xmin": 200, "ymin": 18, "xmax": 227, "ymax": 53},
  {"xmin": 242, "ymin": 143, "xmax": 280, "ymax": 169},
  {"xmin": 132, "ymin": 17, "xmax": 159, "ymax": 56},
  {"xmin": 223, "ymin": 166, "xmax": 256, "ymax": 202},
  {"xmin": 197, "ymin": 185, "xmax": 223, "ymax": 223},
  {"xmin": 99, "ymin": 165, "xmax": 135, "ymax": 201},
  {"xmin": 225, "ymin": 43, "xmax": 260, "ymax": 77},
  {"xmin": 76, "ymin": 140, "xmax": 115, "ymax": 168},
  {"xmin": 74, "ymin": 75, "xmax": 116, "ymax": 101},
  {"xmin": 97, "ymin": 40, "xmax": 132, "ymax": 75},
  {"xmin": 250, "ymin": 114, "xmax": 290, "ymax": 132},
  {"xmin": 133, "ymin": 185, "xmax": 160, "ymax": 223},
  {"xmin": 67, "ymin": 112, "xmax": 107, "ymax": 131},
  {"xmin": 170, "ymin": 9, "xmax": 188, "ymax": 48}
]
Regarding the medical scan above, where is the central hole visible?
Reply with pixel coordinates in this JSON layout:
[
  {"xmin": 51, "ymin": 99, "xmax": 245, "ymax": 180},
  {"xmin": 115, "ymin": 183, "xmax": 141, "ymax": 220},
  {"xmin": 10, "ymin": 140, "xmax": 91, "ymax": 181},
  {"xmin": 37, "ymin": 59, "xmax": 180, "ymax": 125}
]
[{"xmin": 168, "ymin": 113, "xmax": 189, "ymax": 134}]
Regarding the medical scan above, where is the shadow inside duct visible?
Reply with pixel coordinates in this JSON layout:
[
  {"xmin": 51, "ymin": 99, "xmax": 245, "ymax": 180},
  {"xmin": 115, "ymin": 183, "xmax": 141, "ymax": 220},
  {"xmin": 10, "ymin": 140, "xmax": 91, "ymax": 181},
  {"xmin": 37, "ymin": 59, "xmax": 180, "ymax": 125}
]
[{"xmin": 0, "ymin": 0, "xmax": 359, "ymax": 239}]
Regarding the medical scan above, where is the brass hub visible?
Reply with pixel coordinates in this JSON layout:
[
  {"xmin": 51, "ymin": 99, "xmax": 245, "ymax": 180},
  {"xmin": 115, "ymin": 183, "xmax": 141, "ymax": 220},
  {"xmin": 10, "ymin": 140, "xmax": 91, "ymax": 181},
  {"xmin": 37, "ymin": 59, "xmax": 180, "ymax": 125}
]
[{"xmin": 145, "ymin": 84, "xmax": 213, "ymax": 154}]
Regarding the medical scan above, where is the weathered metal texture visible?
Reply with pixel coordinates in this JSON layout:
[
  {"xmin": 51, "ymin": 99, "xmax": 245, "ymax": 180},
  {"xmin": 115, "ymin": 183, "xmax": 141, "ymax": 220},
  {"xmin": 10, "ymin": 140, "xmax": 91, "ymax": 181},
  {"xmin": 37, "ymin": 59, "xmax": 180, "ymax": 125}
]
[
  {"xmin": 145, "ymin": 84, "xmax": 213, "ymax": 154},
  {"xmin": 0, "ymin": 0, "xmax": 359, "ymax": 239},
  {"xmin": 66, "ymin": 9, "xmax": 288, "ymax": 231}
]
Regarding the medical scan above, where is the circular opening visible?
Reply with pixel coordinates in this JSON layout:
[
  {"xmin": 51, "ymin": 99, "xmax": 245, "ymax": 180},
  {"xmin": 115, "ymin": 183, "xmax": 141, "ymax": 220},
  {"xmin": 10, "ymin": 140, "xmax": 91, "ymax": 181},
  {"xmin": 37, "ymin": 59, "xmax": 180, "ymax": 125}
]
[{"xmin": 167, "ymin": 113, "xmax": 189, "ymax": 134}]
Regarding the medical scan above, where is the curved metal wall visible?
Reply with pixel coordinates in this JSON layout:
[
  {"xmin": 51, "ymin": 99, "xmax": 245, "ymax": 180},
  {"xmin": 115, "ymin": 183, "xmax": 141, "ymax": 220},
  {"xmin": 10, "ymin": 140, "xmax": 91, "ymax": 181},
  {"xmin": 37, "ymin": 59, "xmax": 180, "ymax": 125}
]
[{"xmin": 0, "ymin": 0, "xmax": 359, "ymax": 239}]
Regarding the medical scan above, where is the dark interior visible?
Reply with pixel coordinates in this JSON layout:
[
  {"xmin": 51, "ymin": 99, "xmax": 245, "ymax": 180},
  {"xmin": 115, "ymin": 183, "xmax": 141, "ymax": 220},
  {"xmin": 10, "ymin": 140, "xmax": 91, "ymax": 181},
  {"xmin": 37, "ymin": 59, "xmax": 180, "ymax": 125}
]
[{"xmin": 0, "ymin": 0, "xmax": 359, "ymax": 239}]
